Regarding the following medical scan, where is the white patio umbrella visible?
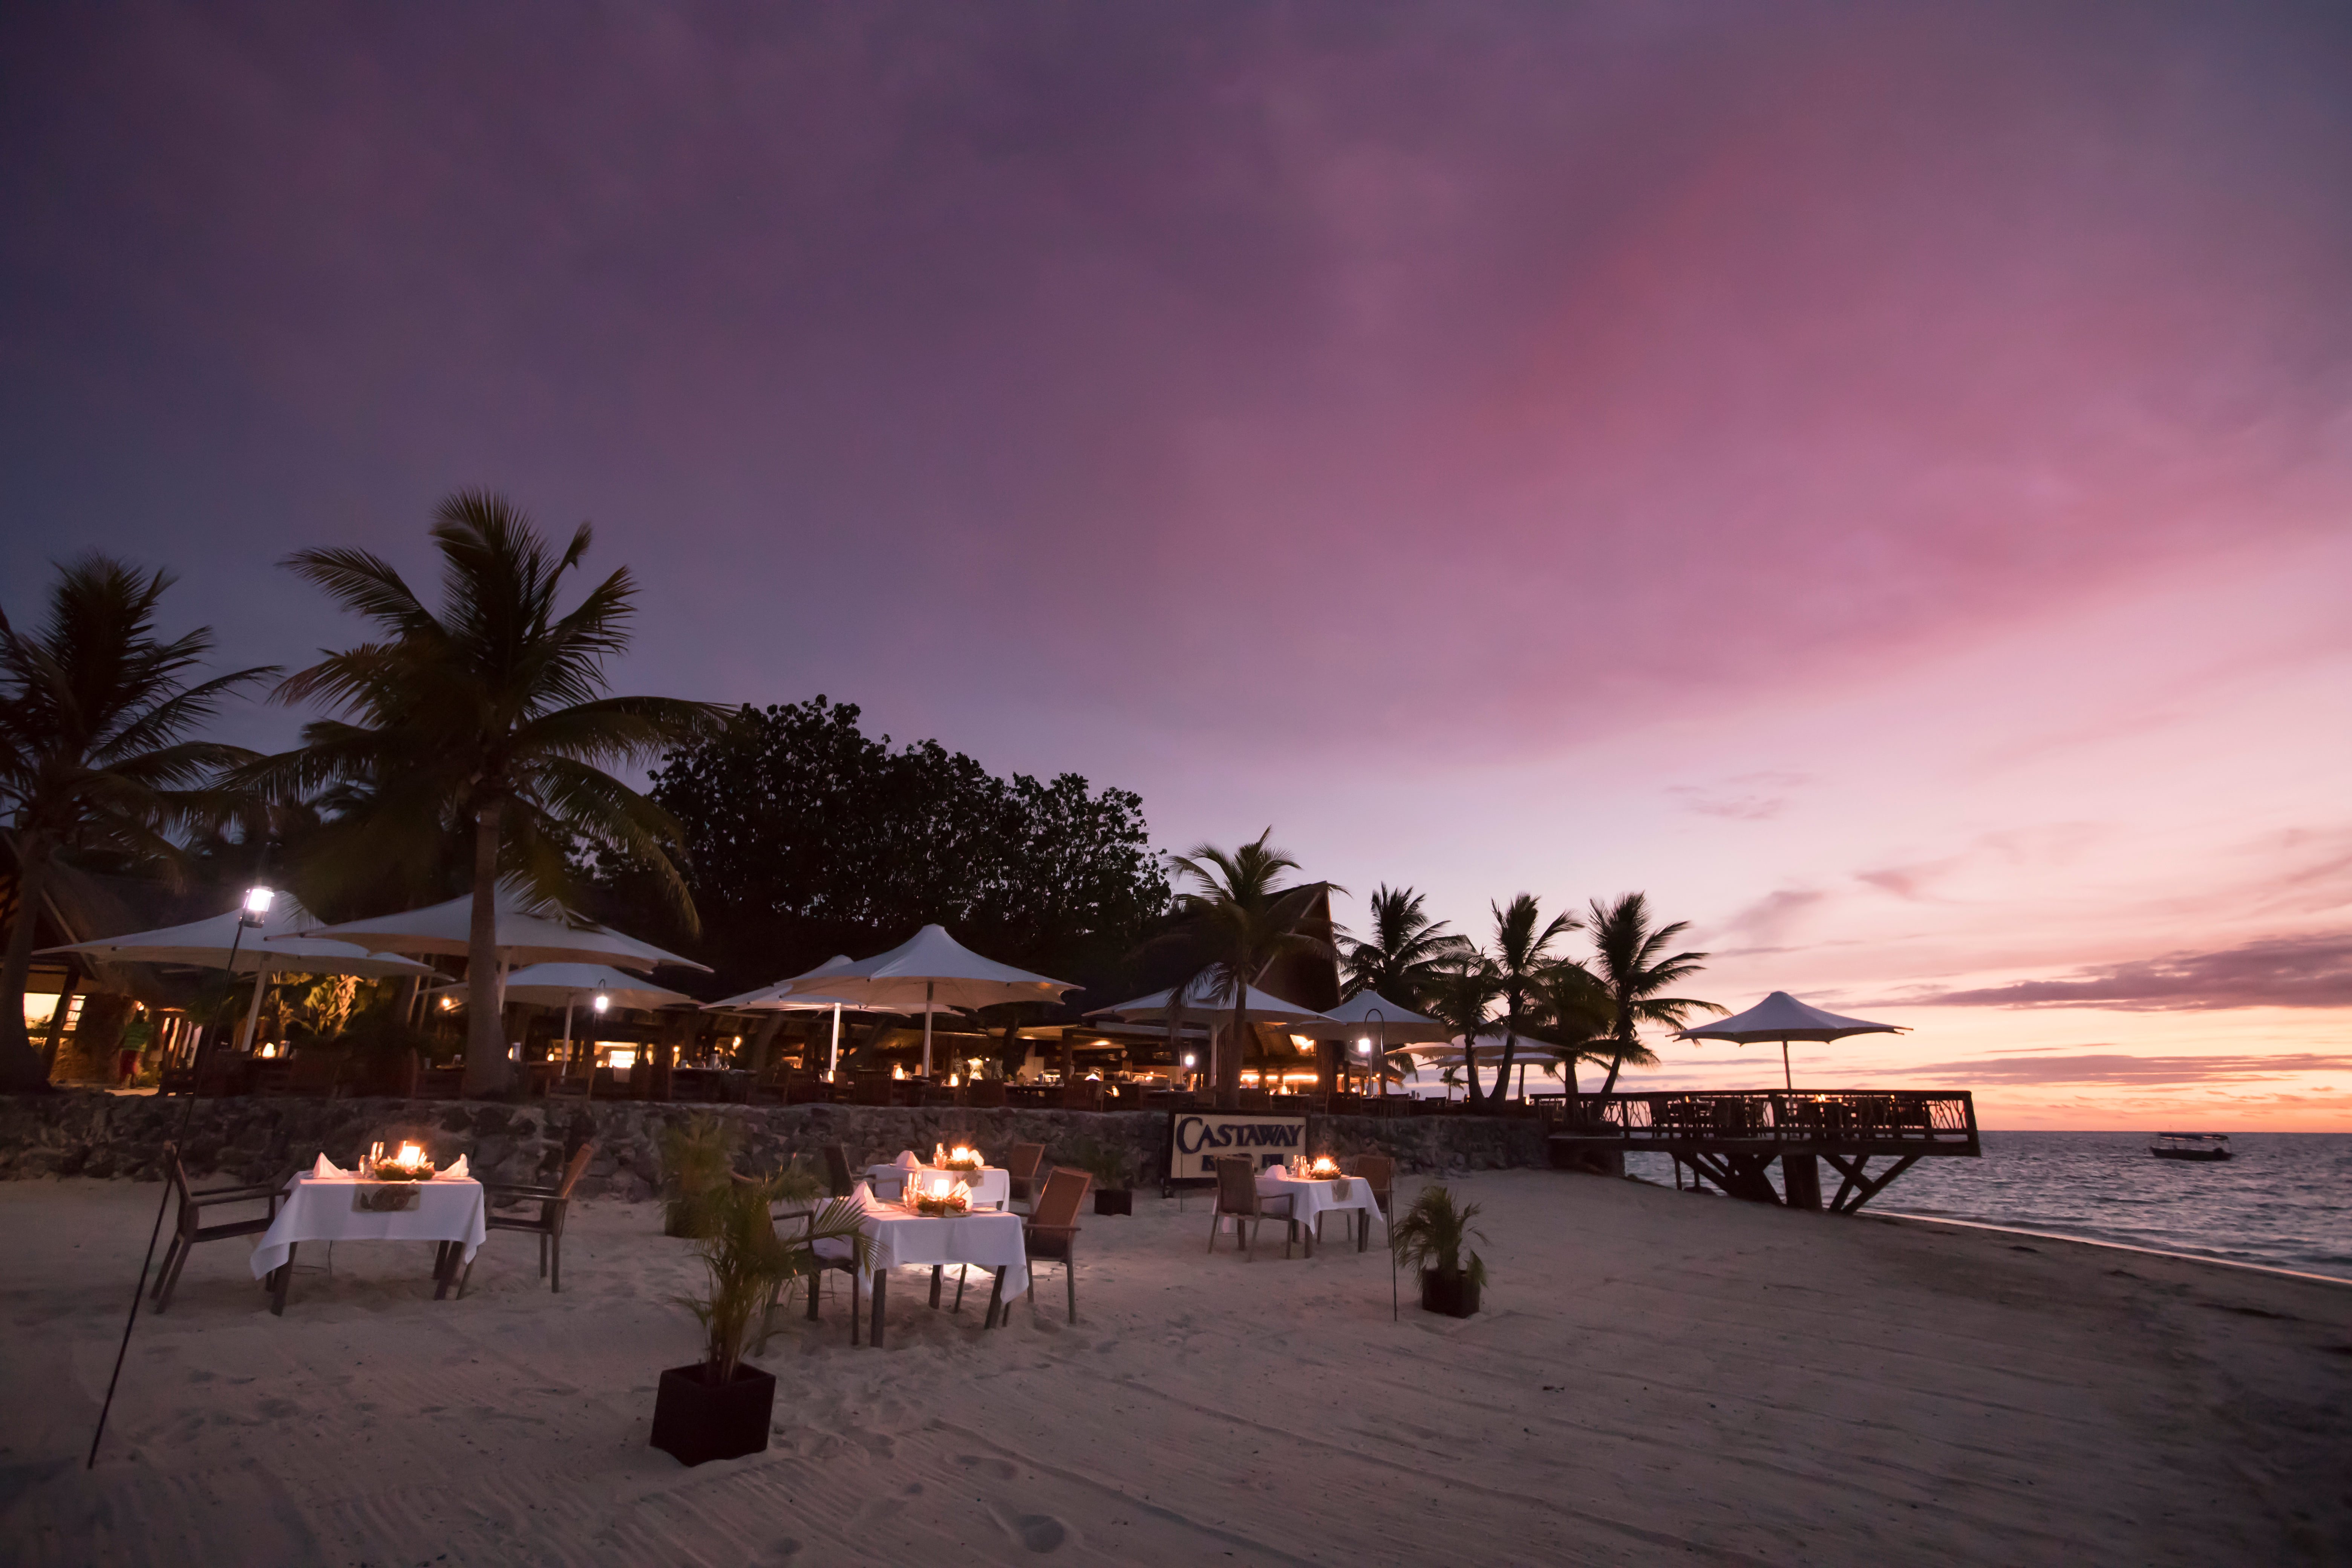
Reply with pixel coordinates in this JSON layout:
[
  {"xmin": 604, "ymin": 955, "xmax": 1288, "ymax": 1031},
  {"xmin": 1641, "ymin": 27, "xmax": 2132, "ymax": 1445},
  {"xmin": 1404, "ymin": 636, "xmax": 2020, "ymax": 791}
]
[
  {"xmin": 706, "ymin": 956, "xmax": 862, "ymax": 1076},
  {"xmin": 296, "ymin": 883, "xmax": 708, "ymax": 1039},
  {"xmin": 501, "ymin": 962, "xmax": 697, "ymax": 1072},
  {"xmin": 296, "ymin": 885, "xmax": 707, "ymax": 972},
  {"xmin": 1287, "ymin": 990, "xmax": 1450, "ymax": 1094},
  {"xmin": 42, "ymin": 900, "xmax": 438, "ymax": 1054},
  {"xmin": 1087, "ymin": 977, "xmax": 1333, "ymax": 1025},
  {"xmin": 776, "ymin": 925, "xmax": 1076, "ymax": 1078},
  {"xmin": 1090, "ymin": 978, "xmax": 1336, "ymax": 1089},
  {"xmin": 1677, "ymin": 991, "xmax": 1908, "ymax": 1090},
  {"xmin": 1401, "ymin": 1027, "xmax": 1557, "ymax": 1099}
]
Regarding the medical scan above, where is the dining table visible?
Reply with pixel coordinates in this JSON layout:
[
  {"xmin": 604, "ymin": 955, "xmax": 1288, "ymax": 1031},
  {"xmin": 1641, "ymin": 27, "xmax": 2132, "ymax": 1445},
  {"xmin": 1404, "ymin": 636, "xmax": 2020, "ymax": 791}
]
[
  {"xmin": 838, "ymin": 1193, "xmax": 1029, "ymax": 1348},
  {"xmin": 1254, "ymin": 1169, "xmax": 1383, "ymax": 1254},
  {"xmin": 250, "ymin": 1162, "xmax": 487, "ymax": 1314}
]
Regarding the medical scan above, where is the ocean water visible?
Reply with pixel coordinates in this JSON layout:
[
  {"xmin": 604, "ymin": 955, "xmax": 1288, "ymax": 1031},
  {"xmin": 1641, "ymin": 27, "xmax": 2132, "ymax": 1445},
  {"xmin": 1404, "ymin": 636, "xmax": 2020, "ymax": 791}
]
[{"xmin": 1627, "ymin": 1131, "xmax": 2352, "ymax": 1282}]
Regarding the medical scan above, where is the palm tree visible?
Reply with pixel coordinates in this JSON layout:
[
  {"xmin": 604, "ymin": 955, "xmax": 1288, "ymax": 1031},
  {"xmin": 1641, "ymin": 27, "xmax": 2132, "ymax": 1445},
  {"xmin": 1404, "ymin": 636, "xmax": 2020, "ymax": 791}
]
[
  {"xmin": 1152, "ymin": 829, "xmax": 1334, "ymax": 1110},
  {"xmin": 245, "ymin": 493, "xmax": 723, "ymax": 1096},
  {"xmin": 0, "ymin": 557, "xmax": 274, "ymax": 1090},
  {"xmin": 1341, "ymin": 884, "xmax": 1470, "ymax": 1009},
  {"xmin": 1421, "ymin": 951, "xmax": 1500, "ymax": 1104},
  {"xmin": 1484, "ymin": 894, "xmax": 1578, "ymax": 1108},
  {"xmin": 1527, "ymin": 963, "xmax": 1617, "ymax": 1110},
  {"xmin": 1582, "ymin": 892, "xmax": 1723, "ymax": 1096}
]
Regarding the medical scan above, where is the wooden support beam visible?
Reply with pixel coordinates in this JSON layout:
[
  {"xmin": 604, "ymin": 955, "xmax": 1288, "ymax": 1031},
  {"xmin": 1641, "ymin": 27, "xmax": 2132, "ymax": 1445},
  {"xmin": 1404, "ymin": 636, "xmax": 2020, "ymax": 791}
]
[{"xmin": 1821, "ymin": 1152, "xmax": 1921, "ymax": 1214}]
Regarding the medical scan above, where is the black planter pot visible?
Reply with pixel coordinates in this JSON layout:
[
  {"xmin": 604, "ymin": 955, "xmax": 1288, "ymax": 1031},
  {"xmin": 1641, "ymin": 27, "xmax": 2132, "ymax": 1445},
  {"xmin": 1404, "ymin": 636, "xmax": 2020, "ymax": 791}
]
[
  {"xmin": 1093, "ymin": 1188, "xmax": 1133, "ymax": 1216},
  {"xmin": 1419, "ymin": 1269, "xmax": 1481, "ymax": 1319},
  {"xmin": 651, "ymin": 1361, "xmax": 776, "ymax": 1467}
]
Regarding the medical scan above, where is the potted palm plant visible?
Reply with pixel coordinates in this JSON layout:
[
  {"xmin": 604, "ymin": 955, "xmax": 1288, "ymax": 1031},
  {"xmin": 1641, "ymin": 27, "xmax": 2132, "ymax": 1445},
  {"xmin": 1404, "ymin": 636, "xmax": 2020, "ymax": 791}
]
[
  {"xmin": 652, "ymin": 1174, "xmax": 864, "ymax": 1466},
  {"xmin": 659, "ymin": 1115, "xmax": 739, "ymax": 1238},
  {"xmin": 1067, "ymin": 1136, "xmax": 1135, "ymax": 1215},
  {"xmin": 1393, "ymin": 1184, "xmax": 1487, "ymax": 1318}
]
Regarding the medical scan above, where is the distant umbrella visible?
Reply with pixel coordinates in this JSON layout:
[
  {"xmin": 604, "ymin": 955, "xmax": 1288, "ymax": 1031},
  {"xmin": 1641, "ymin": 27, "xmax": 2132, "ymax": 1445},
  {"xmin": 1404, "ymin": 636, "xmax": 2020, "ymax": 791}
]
[
  {"xmin": 775, "ymin": 926, "xmax": 1076, "ymax": 1078},
  {"xmin": 1676, "ymin": 991, "xmax": 1907, "ymax": 1090}
]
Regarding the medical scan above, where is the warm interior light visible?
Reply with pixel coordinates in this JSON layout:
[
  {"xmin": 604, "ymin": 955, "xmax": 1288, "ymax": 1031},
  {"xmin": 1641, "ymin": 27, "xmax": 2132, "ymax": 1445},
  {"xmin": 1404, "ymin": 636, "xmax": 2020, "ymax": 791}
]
[
  {"xmin": 1289, "ymin": 1033, "xmax": 1314, "ymax": 1049},
  {"xmin": 439, "ymin": 996, "xmax": 455, "ymax": 1010},
  {"xmin": 1182, "ymin": 1054, "xmax": 1196, "ymax": 1068},
  {"xmin": 242, "ymin": 885, "xmax": 275, "ymax": 918}
]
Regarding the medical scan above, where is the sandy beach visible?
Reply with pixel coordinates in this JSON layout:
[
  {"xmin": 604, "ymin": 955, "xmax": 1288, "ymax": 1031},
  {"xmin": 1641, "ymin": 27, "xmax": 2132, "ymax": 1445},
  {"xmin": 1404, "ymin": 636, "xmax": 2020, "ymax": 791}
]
[{"xmin": 3, "ymin": 1168, "xmax": 2346, "ymax": 1566}]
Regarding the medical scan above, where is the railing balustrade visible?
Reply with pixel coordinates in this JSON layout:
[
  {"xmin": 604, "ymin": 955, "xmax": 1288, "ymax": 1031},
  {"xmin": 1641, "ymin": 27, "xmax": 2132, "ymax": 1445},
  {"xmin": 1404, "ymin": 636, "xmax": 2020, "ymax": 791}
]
[{"xmin": 1542, "ymin": 1090, "xmax": 1977, "ymax": 1149}]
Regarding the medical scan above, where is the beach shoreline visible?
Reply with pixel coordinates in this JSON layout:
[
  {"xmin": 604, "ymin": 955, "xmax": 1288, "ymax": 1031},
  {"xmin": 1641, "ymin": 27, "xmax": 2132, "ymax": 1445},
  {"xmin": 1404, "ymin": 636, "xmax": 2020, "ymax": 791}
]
[{"xmin": 4, "ymin": 1169, "xmax": 2346, "ymax": 1565}]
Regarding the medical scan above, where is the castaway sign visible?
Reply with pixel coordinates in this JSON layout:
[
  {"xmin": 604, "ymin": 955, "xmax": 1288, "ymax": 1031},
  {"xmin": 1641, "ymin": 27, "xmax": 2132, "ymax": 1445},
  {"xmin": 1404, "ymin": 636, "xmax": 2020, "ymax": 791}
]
[{"xmin": 1165, "ymin": 1112, "xmax": 1308, "ymax": 1182}]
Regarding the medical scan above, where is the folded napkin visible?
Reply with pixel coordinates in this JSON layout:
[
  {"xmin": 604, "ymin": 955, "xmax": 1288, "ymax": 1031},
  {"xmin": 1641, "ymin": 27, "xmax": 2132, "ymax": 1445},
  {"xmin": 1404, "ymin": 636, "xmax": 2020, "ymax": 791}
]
[
  {"xmin": 312, "ymin": 1153, "xmax": 346, "ymax": 1178},
  {"xmin": 434, "ymin": 1153, "xmax": 470, "ymax": 1179},
  {"xmin": 895, "ymin": 1149, "xmax": 922, "ymax": 1170}
]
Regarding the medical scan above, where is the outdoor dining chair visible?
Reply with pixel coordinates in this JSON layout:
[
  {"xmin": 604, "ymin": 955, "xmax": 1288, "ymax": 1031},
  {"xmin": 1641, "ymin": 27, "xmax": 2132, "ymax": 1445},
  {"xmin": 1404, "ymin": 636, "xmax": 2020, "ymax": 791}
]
[
  {"xmin": 822, "ymin": 1143, "xmax": 856, "ymax": 1198},
  {"xmin": 1340, "ymin": 1153, "xmax": 1395, "ymax": 1251},
  {"xmin": 461, "ymin": 1142, "xmax": 596, "ymax": 1296},
  {"xmin": 1022, "ymin": 1167, "xmax": 1093, "ymax": 1324},
  {"xmin": 752, "ymin": 1182, "xmax": 862, "ymax": 1344},
  {"xmin": 153, "ymin": 1142, "xmax": 286, "ymax": 1313},
  {"xmin": 1208, "ymin": 1155, "xmax": 1296, "ymax": 1261},
  {"xmin": 1003, "ymin": 1142, "xmax": 1046, "ymax": 1212}
]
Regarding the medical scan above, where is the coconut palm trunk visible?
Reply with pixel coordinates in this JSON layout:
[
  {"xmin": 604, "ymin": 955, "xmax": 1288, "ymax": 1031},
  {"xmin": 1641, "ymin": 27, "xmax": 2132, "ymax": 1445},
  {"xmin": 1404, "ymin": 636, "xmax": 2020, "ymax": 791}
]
[
  {"xmin": 464, "ymin": 802, "xmax": 510, "ymax": 1095},
  {"xmin": 1222, "ymin": 990, "xmax": 1249, "ymax": 1108}
]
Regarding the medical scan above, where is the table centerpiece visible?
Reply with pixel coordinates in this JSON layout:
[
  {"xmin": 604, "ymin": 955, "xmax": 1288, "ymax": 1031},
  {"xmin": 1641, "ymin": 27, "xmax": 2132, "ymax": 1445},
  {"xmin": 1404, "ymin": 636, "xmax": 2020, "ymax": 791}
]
[
  {"xmin": 906, "ymin": 1173, "xmax": 972, "ymax": 1217},
  {"xmin": 933, "ymin": 1142, "xmax": 987, "ymax": 1176},
  {"xmin": 362, "ymin": 1142, "xmax": 437, "ymax": 1182}
]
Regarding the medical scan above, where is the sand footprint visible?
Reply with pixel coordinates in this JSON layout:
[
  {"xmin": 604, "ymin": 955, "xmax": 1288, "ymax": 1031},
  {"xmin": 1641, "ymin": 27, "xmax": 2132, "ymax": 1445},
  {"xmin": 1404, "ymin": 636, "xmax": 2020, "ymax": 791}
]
[
  {"xmin": 985, "ymin": 1504, "xmax": 1071, "ymax": 1554},
  {"xmin": 956, "ymin": 1454, "xmax": 1018, "ymax": 1482}
]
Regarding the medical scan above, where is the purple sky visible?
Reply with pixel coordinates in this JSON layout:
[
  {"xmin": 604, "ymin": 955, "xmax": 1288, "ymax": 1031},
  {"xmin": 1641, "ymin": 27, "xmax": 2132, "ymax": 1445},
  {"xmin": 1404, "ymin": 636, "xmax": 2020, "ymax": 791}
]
[{"xmin": 6, "ymin": 5, "xmax": 2349, "ymax": 1124}]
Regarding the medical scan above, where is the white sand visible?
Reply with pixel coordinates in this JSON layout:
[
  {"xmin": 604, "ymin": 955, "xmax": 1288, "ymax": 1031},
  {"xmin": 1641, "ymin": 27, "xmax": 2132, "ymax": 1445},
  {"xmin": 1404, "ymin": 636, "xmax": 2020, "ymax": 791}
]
[{"xmin": 2, "ymin": 1170, "xmax": 2347, "ymax": 1566}]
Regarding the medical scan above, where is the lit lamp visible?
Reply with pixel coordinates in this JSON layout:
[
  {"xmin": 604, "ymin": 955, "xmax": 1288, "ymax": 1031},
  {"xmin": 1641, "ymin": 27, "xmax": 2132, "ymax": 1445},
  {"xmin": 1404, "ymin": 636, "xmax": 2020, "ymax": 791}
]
[
  {"xmin": 593, "ymin": 992, "xmax": 609, "ymax": 1015},
  {"xmin": 230, "ymin": 885, "xmax": 277, "ymax": 1055},
  {"xmin": 1355, "ymin": 1037, "xmax": 1372, "ymax": 1096}
]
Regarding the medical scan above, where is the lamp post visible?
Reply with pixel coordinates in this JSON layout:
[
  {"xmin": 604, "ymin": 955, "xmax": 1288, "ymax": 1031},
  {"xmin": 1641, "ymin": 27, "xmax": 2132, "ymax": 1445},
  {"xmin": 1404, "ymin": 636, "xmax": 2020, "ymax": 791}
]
[
  {"xmin": 1364, "ymin": 1007, "xmax": 1387, "ymax": 1099},
  {"xmin": 229, "ymin": 884, "xmax": 277, "ymax": 1057},
  {"xmin": 90, "ymin": 882, "xmax": 270, "ymax": 1471}
]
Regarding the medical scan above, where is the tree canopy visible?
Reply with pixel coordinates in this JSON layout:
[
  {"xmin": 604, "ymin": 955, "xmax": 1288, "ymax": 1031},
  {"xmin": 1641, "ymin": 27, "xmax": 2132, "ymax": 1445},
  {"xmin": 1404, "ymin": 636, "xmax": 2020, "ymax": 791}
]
[{"xmin": 599, "ymin": 697, "xmax": 1169, "ymax": 998}]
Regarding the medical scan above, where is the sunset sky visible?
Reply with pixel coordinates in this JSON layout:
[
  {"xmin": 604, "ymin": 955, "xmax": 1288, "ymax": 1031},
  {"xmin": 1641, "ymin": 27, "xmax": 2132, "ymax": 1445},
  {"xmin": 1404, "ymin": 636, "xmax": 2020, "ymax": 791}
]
[{"xmin": 5, "ymin": 5, "xmax": 2347, "ymax": 1128}]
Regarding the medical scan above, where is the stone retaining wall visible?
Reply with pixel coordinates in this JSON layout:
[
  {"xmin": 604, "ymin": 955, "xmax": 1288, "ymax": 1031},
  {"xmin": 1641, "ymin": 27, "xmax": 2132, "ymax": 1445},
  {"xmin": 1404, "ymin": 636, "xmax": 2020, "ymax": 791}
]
[{"xmin": 0, "ymin": 1092, "xmax": 1551, "ymax": 1200}]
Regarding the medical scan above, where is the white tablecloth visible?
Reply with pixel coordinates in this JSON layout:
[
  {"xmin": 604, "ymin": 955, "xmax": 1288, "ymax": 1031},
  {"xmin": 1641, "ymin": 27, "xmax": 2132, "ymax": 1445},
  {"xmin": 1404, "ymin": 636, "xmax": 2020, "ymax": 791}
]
[
  {"xmin": 866, "ymin": 1163, "xmax": 1012, "ymax": 1210},
  {"xmin": 849, "ymin": 1205, "xmax": 1029, "ymax": 1300},
  {"xmin": 250, "ymin": 1174, "xmax": 488, "ymax": 1278},
  {"xmin": 1256, "ymin": 1172, "xmax": 1380, "ymax": 1234}
]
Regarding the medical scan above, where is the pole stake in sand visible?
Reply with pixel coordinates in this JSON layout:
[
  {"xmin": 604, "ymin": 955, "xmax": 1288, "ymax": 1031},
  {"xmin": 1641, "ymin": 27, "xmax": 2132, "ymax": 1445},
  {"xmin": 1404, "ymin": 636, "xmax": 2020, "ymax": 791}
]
[{"xmin": 89, "ymin": 882, "xmax": 273, "ymax": 1469}]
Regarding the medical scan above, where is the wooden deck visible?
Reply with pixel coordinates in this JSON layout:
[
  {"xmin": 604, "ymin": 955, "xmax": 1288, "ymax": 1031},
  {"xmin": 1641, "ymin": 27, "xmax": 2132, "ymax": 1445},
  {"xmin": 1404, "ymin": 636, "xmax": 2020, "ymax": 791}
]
[{"xmin": 1545, "ymin": 1089, "xmax": 1980, "ymax": 1213}]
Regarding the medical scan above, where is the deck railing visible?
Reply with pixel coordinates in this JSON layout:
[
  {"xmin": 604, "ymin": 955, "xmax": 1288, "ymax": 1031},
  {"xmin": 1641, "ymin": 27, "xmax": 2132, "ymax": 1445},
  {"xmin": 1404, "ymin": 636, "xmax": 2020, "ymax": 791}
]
[{"xmin": 1542, "ymin": 1090, "xmax": 1978, "ymax": 1149}]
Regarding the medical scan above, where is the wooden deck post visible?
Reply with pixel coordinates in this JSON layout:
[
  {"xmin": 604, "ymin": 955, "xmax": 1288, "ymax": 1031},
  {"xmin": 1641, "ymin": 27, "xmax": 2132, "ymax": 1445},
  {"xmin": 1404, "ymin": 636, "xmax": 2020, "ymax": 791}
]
[{"xmin": 1781, "ymin": 1153, "xmax": 1822, "ymax": 1211}]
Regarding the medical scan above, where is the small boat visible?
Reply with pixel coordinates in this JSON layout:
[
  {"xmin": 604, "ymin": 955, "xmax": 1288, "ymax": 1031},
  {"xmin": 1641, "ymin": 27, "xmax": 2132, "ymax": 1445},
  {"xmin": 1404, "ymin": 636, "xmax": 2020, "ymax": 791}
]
[{"xmin": 2149, "ymin": 1132, "xmax": 2232, "ymax": 1162}]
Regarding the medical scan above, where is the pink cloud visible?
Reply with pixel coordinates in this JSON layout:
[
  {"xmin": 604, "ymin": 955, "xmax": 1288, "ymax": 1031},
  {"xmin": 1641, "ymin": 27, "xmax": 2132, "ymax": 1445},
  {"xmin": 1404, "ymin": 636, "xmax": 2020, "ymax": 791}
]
[{"xmin": 1912, "ymin": 934, "xmax": 2352, "ymax": 1011}]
